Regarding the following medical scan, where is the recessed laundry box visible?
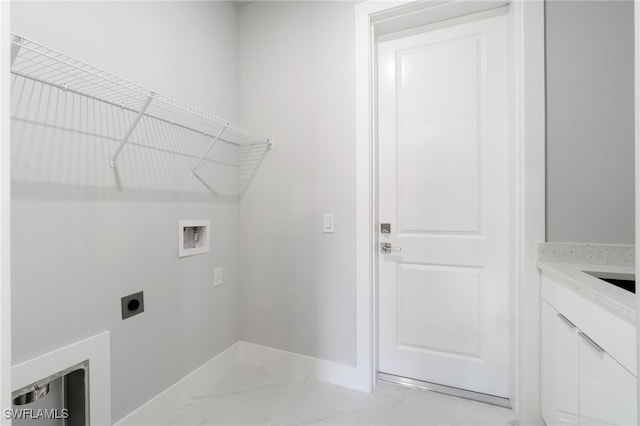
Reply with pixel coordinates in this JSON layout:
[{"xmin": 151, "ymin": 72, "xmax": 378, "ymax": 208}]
[
  {"xmin": 12, "ymin": 360, "xmax": 88, "ymax": 426},
  {"xmin": 11, "ymin": 331, "xmax": 111, "ymax": 425},
  {"xmin": 178, "ymin": 220, "xmax": 211, "ymax": 257}
]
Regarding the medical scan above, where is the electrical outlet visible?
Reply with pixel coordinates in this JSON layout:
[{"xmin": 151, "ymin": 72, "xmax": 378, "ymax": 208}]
[
  {"xmin": 121, "ymin": 291, "xmax": 144, "ymax": 320},
  {"xmin": 214, "ymin": 267, "xmax": 223, "ymax": 287}
]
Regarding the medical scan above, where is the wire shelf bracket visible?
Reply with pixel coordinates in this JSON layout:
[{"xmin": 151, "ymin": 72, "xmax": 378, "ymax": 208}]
[
  {"xmin": 189, "ymin": 125, "xmax": 228, "ymax": 195},
  {"xmin": 110, "ymin": 93, "xmax": 155, "ymax": 168},
  {"xmin": 190, "ymin": 124, "xmax": 228, "ymax": 178},
  {"xmin": 191, "ymin": 172, "xmax": 219, "ymax": 197}
]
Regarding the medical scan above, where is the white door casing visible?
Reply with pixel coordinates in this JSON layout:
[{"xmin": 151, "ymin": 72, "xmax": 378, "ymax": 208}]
[{"xmin": 377, "ymin": 13, "xmax": 509, "ymax": 397}]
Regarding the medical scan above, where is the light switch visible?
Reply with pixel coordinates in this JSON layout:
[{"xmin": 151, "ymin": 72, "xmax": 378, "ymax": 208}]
[
  {"xmin": 323, "ymin": 214, "xmax": 335, "ymax": 233},
  {"xmin": 214, "ymin": 267, "xmax": 223, "ymax": 287}
]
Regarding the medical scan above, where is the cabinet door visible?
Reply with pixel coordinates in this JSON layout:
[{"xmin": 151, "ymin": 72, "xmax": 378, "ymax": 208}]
[
  {"xmin": 580, "ymin": 333, "xmax": 637, "ymax": 426},
  {"xmin": 541, "ymin": 301, "xmax": 580, "ymax": 425}
]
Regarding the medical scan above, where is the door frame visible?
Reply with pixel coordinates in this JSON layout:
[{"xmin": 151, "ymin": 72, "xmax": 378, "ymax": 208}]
[
  {"xmin": 635, "ymin": 0, "xmax": 640, "ymax": 423},
  {"xmin": 354, "ymin": 1, "xmax": 546, "ymax": 423}
]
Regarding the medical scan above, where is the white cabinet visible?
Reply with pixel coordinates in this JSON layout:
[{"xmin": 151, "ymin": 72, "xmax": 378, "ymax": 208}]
[
  {"xmin": 580, "ymin": 335, "xmax": 637, "ymax": 425},
  {"xmin": 542, "ymin": 301, "xmax": 579, "ymax": 424},
  {"xmin": 541, "ymin": 300, "xmax": 637, "ymax": 426}
]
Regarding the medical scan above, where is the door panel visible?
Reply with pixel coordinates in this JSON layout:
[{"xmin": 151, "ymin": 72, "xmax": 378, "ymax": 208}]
[
  {"xmin": 378, "ymin": 13, "xmax": 509, "ymax": 397},
  {"xmin": 397, "ymin": 264, "xmax": 482, "ymax": 357},
  {"xmin": 397, "ymin": 35, "xmax": 481, "ymax": 234}
]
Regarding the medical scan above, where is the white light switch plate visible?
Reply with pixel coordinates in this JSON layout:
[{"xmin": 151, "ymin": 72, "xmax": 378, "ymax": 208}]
[
  {"xmin": 323, "ymin": 214, "xmax": 335, "ymax": 233},
  {"xmin": 214, "ymin": 267, "xmax": 223, "ymax": 287}
]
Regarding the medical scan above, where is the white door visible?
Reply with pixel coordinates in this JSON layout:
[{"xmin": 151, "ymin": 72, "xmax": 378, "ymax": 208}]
[{"xmin": 378, "ymin": 13, "xmax": 509, "ymax": 397}]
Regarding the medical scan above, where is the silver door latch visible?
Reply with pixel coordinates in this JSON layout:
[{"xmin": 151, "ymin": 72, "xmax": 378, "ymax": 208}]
[
  {"xmin": 381, "ymin": 223, "xmax": 391, "ymax": 233},
  {"xmin": 381, "ymin": 243, "xmax": 402, "ymax": 253}
]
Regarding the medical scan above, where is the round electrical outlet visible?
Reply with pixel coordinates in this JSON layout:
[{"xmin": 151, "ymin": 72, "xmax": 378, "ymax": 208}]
[
  {"xmin": 121, "ymin": 291, "xmax": 144, "ymax": 320},
  {"xmin": 127, "ymin": 299, "xmax": 140, "ymax": 311}
]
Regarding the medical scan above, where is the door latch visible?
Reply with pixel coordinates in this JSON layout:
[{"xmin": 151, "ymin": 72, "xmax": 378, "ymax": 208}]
[
  {"xmin": 380, "ymin": 223, "xmax": 391, "ymax": 234},
  {"xmin": 381, "ymin": 243, "xmax": 402, "ymax": 253}
]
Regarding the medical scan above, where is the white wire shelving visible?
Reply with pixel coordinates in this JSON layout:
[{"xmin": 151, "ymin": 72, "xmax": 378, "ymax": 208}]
[{"xmin": 9, "ymin": 32, "xmax": 273, "ymax": 197}]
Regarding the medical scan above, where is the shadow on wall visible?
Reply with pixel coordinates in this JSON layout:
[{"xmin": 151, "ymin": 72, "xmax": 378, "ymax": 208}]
[{"xmin": 11, "ymin": 74, "xmax": 266, "ymax": 203}]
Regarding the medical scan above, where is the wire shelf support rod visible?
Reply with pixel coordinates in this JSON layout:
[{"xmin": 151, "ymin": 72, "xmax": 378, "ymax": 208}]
[
  {"xmin": 190, "ymin": 124, "xmax": 228, "ymax": 178},
  {"xmin": 110, "ymin": 92, "xmax": 155, "ymax": 168}
]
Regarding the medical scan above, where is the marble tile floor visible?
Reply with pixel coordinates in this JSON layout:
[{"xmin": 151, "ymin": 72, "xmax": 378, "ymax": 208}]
[{"xmin": 159, "ymin": 363, "xmax": 517, "ymax": 426}]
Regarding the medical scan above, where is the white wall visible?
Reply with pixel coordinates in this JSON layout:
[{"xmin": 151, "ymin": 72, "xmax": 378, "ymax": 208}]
[
  {"xmin": 238, "ymin": 1, "xmax": 357, "ymax": 366},
  {"xmin": 546, "ymin": 0, "xmax": 635, "ymax": 244},
  {"xmin": 1, "ymin": 0, "xmax": 12, "ymax": 420},
  {"xmin": 10, "ymin": 2, "xmax": 240, "ymax": 422}
]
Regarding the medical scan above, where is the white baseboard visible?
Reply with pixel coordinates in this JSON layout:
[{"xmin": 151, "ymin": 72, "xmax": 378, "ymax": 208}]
[
  {"xmin": 237, "ymin": 341, "xmax": 359, "ymax": 390},
  {"xmin": 114, "ymin": 342, "xmax": 240, "ymax": 426},
  {"xmin": 114, "ymin": 340, "xmax": 360, "ymax": 425}
]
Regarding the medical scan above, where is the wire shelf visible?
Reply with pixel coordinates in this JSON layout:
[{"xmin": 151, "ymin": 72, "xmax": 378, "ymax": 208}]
[{"xmin": 10, "ymin": 32, "xmax": 272, "ymax": 197}]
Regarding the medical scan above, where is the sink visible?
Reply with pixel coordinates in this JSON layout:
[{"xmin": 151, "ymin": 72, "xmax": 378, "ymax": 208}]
[{"xmin": 583, "ymin": 271, "xmax": 635, "ymax": 294}]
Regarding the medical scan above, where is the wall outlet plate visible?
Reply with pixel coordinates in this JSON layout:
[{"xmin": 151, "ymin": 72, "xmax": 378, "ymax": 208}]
[
  {"xmin": 178, "ymin": 220, "xmax": 211, "ymax": 258},
  {"xmin": 121, "ymin": 291, "xmax": 144, "ymax": 320}
]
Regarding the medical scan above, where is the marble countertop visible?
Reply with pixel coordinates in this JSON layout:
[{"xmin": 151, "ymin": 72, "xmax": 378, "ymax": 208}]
[{"xmin": 538, "ymin": 243, "xmax": 636, "ymax": 325}]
